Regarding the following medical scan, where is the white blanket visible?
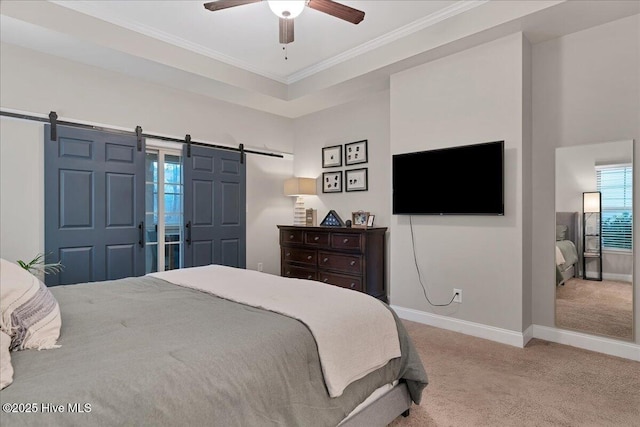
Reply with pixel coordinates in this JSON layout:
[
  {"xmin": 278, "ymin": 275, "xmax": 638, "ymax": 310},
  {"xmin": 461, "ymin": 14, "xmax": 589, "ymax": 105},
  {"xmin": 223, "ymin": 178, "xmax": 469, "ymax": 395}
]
[{"xmin": 150, "ymin": 265, "xmax": 401, "ymax": 398}]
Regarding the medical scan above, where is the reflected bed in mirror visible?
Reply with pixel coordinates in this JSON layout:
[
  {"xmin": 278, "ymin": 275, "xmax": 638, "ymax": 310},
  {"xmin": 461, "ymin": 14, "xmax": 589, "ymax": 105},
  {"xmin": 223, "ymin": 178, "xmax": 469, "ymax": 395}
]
[{"xmin": 555, "ymin": 140, "xmax": 634, "ymax": 341}]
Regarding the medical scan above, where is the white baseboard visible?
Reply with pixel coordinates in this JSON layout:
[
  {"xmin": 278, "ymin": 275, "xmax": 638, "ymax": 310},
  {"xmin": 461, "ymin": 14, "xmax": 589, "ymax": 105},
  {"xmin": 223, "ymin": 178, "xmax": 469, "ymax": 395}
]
[
  {"xmin": 532, "ymin": 325, "xmax": 640, "ymax": 361},
  {"xmin": 601, "ymin": 272, "xmax": 633, "ymax": 282},
  {"xmin": 391, "ymin": 305, "xmax": 530, "ymax": 348},
  {"xmin": 392, "ymin": 306, "xmax": 639, "ymax": 361},
  {"xmin": 522, "ymin": 324, "xmax": 534, "ymax": 346}
]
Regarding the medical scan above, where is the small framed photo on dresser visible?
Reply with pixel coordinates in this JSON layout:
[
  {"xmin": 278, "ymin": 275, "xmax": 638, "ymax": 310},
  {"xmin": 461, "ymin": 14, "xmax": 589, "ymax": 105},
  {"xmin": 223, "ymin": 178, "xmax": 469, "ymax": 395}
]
[
  {"xmin": 352, "ymin": 211, "xmax": 370, "ymax": 228},
  {"xmin": 345, "ymin": 140, "xmax": 368, "ymax": 166},
  {"xmin": 322, "ymin": 145, "xmax": 342, "ymax": 168},
  {"xmin": 322, "ymin": 171, "xmax": 342, "ymax": 193},
  {"xmin": 366, "ymin": 215, "xmax": 375, "ymax": 227}
]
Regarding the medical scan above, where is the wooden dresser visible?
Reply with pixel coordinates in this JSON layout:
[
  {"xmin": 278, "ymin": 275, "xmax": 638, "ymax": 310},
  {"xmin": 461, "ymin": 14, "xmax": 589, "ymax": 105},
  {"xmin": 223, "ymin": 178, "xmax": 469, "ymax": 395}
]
[{"xmin": 277, "ymin": 225, "xmax": 387, "ymax": 301}]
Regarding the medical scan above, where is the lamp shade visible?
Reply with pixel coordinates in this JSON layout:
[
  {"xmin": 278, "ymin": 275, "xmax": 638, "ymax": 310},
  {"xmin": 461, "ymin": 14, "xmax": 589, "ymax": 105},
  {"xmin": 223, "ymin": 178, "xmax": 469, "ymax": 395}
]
[
  {"xmin": 268, "ymin": 0, "xmax": 305, "ymax": 19},
  {"xmin": 284, "ymin": 177, "xmax": 316, "ymax": 196},
  {"xmin": 583, "ymin": 191, "xmax": 601, "ymax": 213}
]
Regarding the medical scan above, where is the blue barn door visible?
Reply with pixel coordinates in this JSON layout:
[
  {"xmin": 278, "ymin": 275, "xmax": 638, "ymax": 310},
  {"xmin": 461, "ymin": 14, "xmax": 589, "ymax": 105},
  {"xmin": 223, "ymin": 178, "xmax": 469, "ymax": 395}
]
[
  {"xmin": 44, "ymin": 125, "xmax": 145, "ymax": 285},
  {"xmin": 183, "ymin": 145, "xmax": 246, "ymax": 268}
]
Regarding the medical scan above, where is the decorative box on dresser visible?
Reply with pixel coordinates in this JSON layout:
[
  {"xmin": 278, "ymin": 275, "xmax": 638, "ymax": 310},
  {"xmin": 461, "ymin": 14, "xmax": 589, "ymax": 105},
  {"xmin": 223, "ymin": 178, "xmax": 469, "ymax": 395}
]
[{"xmin": 277, "ymin": 225, "xmax": 387, "ymax": 302}]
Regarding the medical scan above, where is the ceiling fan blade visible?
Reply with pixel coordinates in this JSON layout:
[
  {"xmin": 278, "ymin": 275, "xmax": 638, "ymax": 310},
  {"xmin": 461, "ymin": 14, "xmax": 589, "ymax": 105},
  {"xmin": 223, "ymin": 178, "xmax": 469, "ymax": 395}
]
[
  {"xmin": 279, "ymin": 18, "xmax": 294, "ymax": 44},
  {"xmin": 203, "ymin": 0, "xmax": 261, "ymax": 12},
  {"xmin": 307, "ymin": 0, "xmax": 365, "ymax": 24}
]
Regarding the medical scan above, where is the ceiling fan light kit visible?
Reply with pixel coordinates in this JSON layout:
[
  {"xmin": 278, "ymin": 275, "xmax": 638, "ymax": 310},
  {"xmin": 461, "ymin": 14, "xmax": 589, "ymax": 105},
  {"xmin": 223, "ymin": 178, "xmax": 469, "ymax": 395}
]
[
  {"xmin": 268, "ymin": 0, "xmax": 306, "ymax": 19},
  {"xmin": 203, "ymin": 0, "xmax": 365, "ymax": 45}
]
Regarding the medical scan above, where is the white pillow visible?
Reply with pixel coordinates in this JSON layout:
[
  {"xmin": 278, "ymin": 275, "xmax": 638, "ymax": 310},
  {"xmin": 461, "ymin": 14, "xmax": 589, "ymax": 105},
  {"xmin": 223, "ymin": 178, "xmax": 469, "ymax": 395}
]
[
  {"xmin": 0, "ymin": 258, "xmax": 61, "ymax": 351},
  {"xmin": 0, "ymin": 329, "xmax": 13, "ymax": 389}
]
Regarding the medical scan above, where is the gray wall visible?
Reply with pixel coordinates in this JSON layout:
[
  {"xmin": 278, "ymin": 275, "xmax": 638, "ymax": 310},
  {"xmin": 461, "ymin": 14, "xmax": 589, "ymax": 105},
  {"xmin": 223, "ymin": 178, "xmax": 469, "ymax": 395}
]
[
  {"xmin": 0, "ymin": 43, "xmax": 294, "ymax": 275},
  {"xmin": 389, "ymin": 33, "xmax": 530, "ymax": 333},
  {"xmin": 532, "ymin": 14, "xmax": 640, "ymax": 343}
]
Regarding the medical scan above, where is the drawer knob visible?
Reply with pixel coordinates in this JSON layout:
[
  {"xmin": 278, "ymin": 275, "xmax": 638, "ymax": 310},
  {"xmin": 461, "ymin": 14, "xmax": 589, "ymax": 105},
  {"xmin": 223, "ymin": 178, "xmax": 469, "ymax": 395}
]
[
  {"xmin": 343, "ymin": 238, "xmax": 349, "ymax": 244},
  {"xmin": 289, "ymin": 234, "xmax": 294, "ymax": 239},
  {"xmin": 286, "ymin": 252, "xmax": 291, "ymax": 257},
  {"xmin": 307, "ymin": 275, "xmax": 312, "ymax": 279},
  {"xmin": 323, "ymin": 278, "xmax": 329, "ymax": 283},
  {"xmin": 307, "ymin": 255, "xmax": 312, "ymax": 260},
  {"xmin": 286, "ymin": 271, "xmax": 290, "ymax": 275},
  {"xmin": 323, "ymin": 257, "xmax": 328, "ymax": 263},
  {"xmin": 350, "ymin": 283, "xmax": 355, "ymax": 288},
  {"xmin": 350, "ymin": 260, "xmax": 356, "ymax": 266},
  {"xmin": 314, "ymin": 236, "xmax": 320, "ymax": 241}
]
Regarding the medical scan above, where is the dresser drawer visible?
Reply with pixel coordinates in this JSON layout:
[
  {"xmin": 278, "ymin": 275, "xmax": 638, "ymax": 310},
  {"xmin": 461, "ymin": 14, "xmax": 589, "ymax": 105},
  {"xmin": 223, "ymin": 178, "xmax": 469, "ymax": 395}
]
[
  {"xmin": 319, "ymin": 252, "xmax": 362, "ymax": 274},
  {"xmin": 282, "ymin": 248, "xmax": 317, "ymax": 266},
  {"xmin": 282, "ymin": 264, "xmax": 317, "ymax": 281},
  {"xmin": 304, "ymin": 231, "xmax": 330, "ymax": 246},
  {"xmin": 281, "ymin": 229, "xmax": 304, "ymax": 244},
  {"xmin": 318, "ymin": 272, "xmax": 363, "ymax": 292},
  {"xmin": 331, "ymin": 233, "xmax": 362, "ymax": 251}
]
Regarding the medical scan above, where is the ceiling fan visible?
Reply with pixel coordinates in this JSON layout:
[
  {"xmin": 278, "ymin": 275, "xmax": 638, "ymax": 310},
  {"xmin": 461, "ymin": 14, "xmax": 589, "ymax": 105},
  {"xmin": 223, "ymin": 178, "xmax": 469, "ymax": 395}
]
[{"xmin": 203, "ymin": 0, "xmax": 365, "ymax": 44}]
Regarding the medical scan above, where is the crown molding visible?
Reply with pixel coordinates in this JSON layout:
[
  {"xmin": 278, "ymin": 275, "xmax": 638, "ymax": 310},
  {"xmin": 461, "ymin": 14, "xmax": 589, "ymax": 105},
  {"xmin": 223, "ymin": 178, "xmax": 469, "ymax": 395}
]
[
  {"xmin": 51, "ymin": 0, "xmax": 488, "ymax": 86},
  {"xmin": 50, "ymin": 0, "xmax": 290, "ymax": 83},
  {"xmin": 285, "ymin": 0, "xmax": 488, "ymax": 83}
]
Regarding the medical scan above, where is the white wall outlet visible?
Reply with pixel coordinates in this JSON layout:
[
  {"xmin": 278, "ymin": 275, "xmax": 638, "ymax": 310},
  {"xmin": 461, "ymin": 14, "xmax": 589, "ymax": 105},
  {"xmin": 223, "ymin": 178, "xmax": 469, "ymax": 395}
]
[
  {"xmin": 453, "ymin": 288, "xmax": 462, "ymax": 303},
  {"xmin": 257, "ymin": 262, "xmax": 263, "ymax": 272}
]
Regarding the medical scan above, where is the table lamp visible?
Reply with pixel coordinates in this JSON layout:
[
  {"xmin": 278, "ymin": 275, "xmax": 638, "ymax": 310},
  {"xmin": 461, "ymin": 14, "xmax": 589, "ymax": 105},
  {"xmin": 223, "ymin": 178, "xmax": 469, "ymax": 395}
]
[{"xmin": 284, "ymin": 177, "xmax": 316, "ymax": 226}]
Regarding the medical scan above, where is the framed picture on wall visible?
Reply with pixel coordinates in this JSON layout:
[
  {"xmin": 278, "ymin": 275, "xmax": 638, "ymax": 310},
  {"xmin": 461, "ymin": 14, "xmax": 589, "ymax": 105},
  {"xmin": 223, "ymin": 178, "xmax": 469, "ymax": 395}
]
[
  {"xmin": 345, "ymin": 140, "xmax": 368, "ymax": 166},
  {"xmin": 345, "ymin": 168, "xmax": 368, "ymax": 192},
  {"xmin": 322, "ymin": 171, "xmax": 342, "ymax": 193},
  {"xmin": 322, "ymin": 145, "xmax": 342, "ymax": 168}
]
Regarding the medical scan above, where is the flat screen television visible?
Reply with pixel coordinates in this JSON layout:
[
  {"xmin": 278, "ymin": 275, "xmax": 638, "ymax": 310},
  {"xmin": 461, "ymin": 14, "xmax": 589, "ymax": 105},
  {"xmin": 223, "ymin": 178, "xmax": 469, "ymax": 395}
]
[{"xmin": 392, "ymin": 141, "xmax": 504, "ymax": 215}]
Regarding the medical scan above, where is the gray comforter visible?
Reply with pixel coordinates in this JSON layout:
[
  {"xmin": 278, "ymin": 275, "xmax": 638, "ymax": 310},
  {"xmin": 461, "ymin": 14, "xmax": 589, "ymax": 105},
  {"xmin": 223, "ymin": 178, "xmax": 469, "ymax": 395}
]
[{"xmin": 0, "ymin": 276, "xmax": 427, "ymax": 426}]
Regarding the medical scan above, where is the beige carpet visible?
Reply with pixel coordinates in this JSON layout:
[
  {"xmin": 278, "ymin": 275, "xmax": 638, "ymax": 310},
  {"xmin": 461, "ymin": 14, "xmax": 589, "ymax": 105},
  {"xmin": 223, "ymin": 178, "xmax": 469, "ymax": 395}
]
[
  {"xmin": 556, "ymin": 278, "xmax": 633, "ymax": 340},
  {"xmin": 390, "ymin": 321, "xmax": 640, "ymax": 427}
]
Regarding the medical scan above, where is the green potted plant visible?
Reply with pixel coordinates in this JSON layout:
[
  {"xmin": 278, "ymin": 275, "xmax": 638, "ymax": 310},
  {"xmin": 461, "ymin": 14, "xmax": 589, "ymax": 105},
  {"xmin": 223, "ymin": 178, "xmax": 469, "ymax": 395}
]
[{"xmin": 17, "ymin": 253, "xmax": 63, "ymax": 279}]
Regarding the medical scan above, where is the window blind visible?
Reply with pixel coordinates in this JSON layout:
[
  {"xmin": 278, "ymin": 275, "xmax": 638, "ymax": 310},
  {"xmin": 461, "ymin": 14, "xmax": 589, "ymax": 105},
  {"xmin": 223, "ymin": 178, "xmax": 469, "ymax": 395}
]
[{"xmin": 596, "ymin": 164, "xmax": 633, "ymax": 251}]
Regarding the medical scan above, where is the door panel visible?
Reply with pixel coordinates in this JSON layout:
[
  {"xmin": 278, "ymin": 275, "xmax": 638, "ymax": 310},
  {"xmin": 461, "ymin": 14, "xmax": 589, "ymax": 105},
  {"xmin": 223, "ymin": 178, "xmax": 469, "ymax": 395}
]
[
  {"xmin": 59, "ymin": 170, "xmax": 93, "ymax": 228},
  {"xmin": 221, "ymin": 182, "xmax": 240, "ymax": 225},
  {"xmin": 106, "ymin": 244, "xmax": 136, "ymax": 280},
  {"xmin": 193, "ymin": 241, "xmax": 214, "ymax": 267},
  {"xmin": 106, "ymin": 173, "xmax": 136, "ymax": 227},
  {"xmin": 45, "ymin": 125, "xmax": 145, "ymax": 285},
  {"xmin": 183, "ymin": 145, "xmax": 246, "ymax": 268},
  {"xmin": 221, "ymin": 239, "xmax": 239, "ymax": 267},
  {"xmin": 58, "ymin": 247, "xmax": 93, "ymax": 284}
]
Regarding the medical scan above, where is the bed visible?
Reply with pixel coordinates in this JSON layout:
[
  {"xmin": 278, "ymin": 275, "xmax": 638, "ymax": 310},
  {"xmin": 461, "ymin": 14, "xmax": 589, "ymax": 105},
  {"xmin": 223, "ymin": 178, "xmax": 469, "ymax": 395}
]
[
  {"xmin": 0, "ymin": 262, "xmax": 427, "ymax": 427},
  {"xmin": 556, "ymin": 212, "xmax": 579, "ymax": 286}
]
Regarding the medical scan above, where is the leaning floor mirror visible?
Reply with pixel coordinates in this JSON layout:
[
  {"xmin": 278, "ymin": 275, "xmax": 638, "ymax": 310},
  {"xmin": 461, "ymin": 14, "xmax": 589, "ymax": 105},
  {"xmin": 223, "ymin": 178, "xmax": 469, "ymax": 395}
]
[{"xmin": 555, "ymin": 140, "xmax": 634, "ymax": 341}]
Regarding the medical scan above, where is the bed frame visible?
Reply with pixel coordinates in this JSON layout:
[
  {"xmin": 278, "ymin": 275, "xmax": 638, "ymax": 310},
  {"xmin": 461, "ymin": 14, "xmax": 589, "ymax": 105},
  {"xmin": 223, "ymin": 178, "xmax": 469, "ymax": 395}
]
[
  {"xmin": 556, "ymin": 212, "xmax": 579, "ymax": 285},
  {"xmin": 339, "ymin": 382, "xmax": 412, "ymax": 427}
]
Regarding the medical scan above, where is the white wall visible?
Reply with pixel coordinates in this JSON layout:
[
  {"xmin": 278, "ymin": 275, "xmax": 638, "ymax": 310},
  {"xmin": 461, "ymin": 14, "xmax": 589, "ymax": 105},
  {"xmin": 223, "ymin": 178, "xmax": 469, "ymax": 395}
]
[
  {"xmin": 292, "ymin": 90, "xmax": 391, "ymax": 228},
  {"xmin": 533, "ymin": 14, "xmax": 640, "ymax": 343},
  {"xmin": 0, "ymin": 43, "xmax": 293, "ymax": 275},
  {"xmin": 291, "ymin": 90, "xmax": 391, "ymax": 292},
  {"xmin": 0, "ymin": 118, "xmax": 45, "ymax": 263},
  {"xmin": 389, "ymin": 33, "xmax": 529, "ymax": 333}
]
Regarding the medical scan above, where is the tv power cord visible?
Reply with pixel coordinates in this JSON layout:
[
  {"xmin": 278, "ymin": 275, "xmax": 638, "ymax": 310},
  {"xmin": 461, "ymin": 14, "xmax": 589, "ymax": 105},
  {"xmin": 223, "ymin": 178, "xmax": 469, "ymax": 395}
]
[{"xmin": 409, "ymin": 215, "xmax": 457, "ymax": 307}]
